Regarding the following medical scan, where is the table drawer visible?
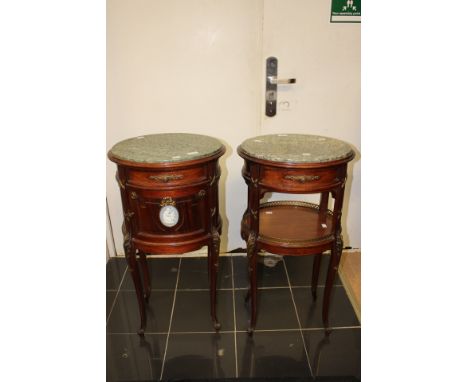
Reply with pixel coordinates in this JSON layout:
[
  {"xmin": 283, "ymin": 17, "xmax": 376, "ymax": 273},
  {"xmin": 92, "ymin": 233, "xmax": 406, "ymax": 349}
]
[
  {"xmin": 127, "ymin": 166, "xmax": 208, "ymax": 188},
  {"xmin": 261, "ymin": 165, "xmax": 343, "ymax": 192}
]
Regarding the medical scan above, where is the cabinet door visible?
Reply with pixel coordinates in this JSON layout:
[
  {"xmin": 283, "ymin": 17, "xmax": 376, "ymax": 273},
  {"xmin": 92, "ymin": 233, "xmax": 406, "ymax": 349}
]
[{"xmin": 127, "ymin": 187, "xmax": 208, "ymax": 240}]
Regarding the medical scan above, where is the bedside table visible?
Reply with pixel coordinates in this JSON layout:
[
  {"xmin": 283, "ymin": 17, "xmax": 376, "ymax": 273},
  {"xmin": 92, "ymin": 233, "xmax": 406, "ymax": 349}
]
[
  {"xmin": 108, "ymin": 133, "xmax": 226, "ymax": 335},
  {"xmin": 237, "ymin": 134, "xmax": 355, "ymax": 334}
]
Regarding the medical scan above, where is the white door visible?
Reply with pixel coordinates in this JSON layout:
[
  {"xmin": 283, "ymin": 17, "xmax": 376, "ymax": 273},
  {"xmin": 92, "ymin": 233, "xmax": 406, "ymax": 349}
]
[
  {"xmin": 106, "ymin": 0, "xmax": 360, "ymax": 255},
  {"xmin": 261, "ymin": 0, "xmax": 361, "ymax": 247}
]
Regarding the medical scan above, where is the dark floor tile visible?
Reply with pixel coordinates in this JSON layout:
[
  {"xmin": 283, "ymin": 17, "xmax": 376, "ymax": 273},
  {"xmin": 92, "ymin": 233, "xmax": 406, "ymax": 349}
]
[
  {"xmin": 284, "ymin": 255, "xmax": 342, "ymax": 287},
  {"xmin": 121, "ymin": 257, "xmax": 179, "ymax": 290},
  {"xmin": 232, "ymin": 256, "xmax": 248, "ymax": 288},
  {"xmin": 162, "ymin": 333, "xmax": 236, "ymax": 379},
  {"xmin": 292, "ymin": 287, "xmax": 360, "ymax": 329},
  {"xmin": 107, "ymin": 257, "xmax": 127, "ymax": 290},
  {"xmin": 233, "ymin": 255, "xmax": 288, "ymax": 289},
  {"xmin": 107, "ymin": 333, "xmax": 166, "ymax": 382},
  {"xmin": 107, "ymin": 290, "xmax": 174, "ymax": 334},
  {"xmin": 303, "ymin": 328, "xmax": 360, "ymax": 379},
  {"xmin": 235, "ymin": 289, "xmax": 298, "ymax": 331},
  {"xmin": 171, "ymin": 290, "xmax": 234, "ymax": 332},
  {"xmin": 178, "ymin": 256, "xmax": 232, "ymax": 290},
  {"xmin": 237, "ymin": 331, "xmax": 311, "ymax": 378},
  {"xmin": 107, "ymin": 291, "xmax": 116, "ymax": 320}
]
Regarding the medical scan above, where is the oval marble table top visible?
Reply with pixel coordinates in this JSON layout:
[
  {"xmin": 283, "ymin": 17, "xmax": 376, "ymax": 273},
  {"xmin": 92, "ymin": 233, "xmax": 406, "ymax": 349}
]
[
  {"xmin": 238, "ymin": 134, "xmax": 354, "ymax": 164},
  {"xmin": 109, "ymin": 133, "xmax": 224, "ymax": 164}
]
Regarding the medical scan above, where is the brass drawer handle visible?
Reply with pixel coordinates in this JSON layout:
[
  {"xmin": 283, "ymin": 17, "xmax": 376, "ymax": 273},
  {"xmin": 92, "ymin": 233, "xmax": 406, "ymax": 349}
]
[
  {"xmin": 148, "ymin": 174, "xmax": 184, "ymax": 183},
  {"xmin": 284, "ymin": 175, "xmax": 320, "ymax": 183}
]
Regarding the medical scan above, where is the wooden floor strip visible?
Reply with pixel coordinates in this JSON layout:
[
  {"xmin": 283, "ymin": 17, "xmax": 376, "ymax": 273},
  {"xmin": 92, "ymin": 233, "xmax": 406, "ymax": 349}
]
[{"xmin": 339, "ymin": 250, "xmax": 361, "ymax": 322}]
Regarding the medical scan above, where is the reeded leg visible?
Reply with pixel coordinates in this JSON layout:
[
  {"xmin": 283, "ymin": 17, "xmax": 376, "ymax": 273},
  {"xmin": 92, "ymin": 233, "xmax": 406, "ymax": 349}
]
[
  {"xmin": 209, "ymin": 229, "xmax": 221, "ymax": 330},
  {"xmin": 247, "ymin": 232, "xmax": 258, "ymax": 335},
  {"xmin": 322, "ymin": 236, "xmax": 343, "ymax": 330},
  {"xmin": 323, "ymin": 181, "xmax": 346, "ymax": 331},
  {"xmin": 138, "ymin": 252, "xmax": 151, "ymax": 303},
  {"xmin": 244, "ymin": 164, "xmax": 261, "ymax": 335},
  {"xmin": 125, "ymin": 241, "xmax": 146, "ymax": 336},
  {"xmin": 311, "ymin": 254, "xmax": 322, "ymax": 301},
  {"xmin": 319, "ymin": 192, "xmax": 329, "ymax": 225}
]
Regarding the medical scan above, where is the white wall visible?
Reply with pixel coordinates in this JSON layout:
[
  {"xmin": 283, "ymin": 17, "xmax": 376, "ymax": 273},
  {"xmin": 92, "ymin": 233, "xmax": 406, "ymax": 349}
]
[{"xmin": 107, "ymin": 0, "xmax": 263, "ymax": 255}]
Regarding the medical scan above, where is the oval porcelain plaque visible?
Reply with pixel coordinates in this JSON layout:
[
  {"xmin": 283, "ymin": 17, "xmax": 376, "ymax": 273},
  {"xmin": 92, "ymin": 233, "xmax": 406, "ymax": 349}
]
[{"xmin": 159, "ymin": 205, "xmax": 179, "ymax": 227}]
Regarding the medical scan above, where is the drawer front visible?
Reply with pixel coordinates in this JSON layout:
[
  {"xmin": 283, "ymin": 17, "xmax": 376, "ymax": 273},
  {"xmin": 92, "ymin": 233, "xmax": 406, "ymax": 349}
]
[
  {"xmin": 260, "ymin": 165, "xmax": 344, "ymax": 192},
  {"xmin": 127, "ymin": 166, "xmax": 208, "ymax": 189}
]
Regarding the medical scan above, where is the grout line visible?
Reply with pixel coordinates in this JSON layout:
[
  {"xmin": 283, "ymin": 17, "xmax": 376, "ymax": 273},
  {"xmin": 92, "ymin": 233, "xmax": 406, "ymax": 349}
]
[
  {"xmin": 283, "ymin": 260, "xmax": 314, "ymax": 378},
  {"xmin": 230, "ymin": 256, "xmax": 239, "ymax": 378},
  {"xmin": 166, "ymin": 330, "xmax": 236, "ymax": 335},
  {"xmin": 113, "ymin": 286, "xmax": 346, "ymax": 292},
  {"xmin": 239, "ymin": 328, "xmax": 303, "ymax": 333},
  {"xmin": 148, "ymin": 352, "xmax": 153, "ymax": 381},
  {"xmin": 291, "ymin": 285, "xmax": 342, "ymax": 289},
  {"xmin": 106, "ymin": 266, "xmax": 128, "ymax": 325},
  {"xmin": 106, "ymin": 326, "xmax": 360, "ymax": 336},
  {"xmin": 108, "ymin": 330, "xmax": 237, "ymax": 335},
  {"xmin": 159, "ymin": 258, "xmax": 182, "ymax": 380},
  {"xmin": 107, "ymin": 331, "xmax": 168, "ymax": 335},
  {"xmin": 114, "ymin": 287, "xmax": 235, "ymax": 292},
  {"xmin": 117, "ymin": 288, "xmax": 176, "ymax": 292},
  {"xmin": 301, "ymin": 325, "xmax": 361, "ymax": 331},
  {"xmin": 256, "ymin": 285, "xmax": 291, "ymax": 290}
]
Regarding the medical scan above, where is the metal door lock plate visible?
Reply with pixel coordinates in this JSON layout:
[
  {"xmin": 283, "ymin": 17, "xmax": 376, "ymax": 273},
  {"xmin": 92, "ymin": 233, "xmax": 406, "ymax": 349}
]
[{"xmin": 265, "ymin": 57, "xmax": 296, "ymax": 117}]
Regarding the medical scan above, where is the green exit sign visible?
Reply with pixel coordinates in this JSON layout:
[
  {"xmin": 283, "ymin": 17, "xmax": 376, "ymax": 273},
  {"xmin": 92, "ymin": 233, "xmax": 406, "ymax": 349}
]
[{"xmin": 330, "ymin": 0, "xmax": 361, "ymax": 23}]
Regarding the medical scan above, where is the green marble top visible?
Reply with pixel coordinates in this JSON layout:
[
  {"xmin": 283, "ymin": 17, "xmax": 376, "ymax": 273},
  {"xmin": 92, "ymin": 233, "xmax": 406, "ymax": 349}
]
[
  {"xmin": 238, "ymin": 134, "xmax": 354, "ymax": 163},
  {"xmin": 109, "ymin": 133, "xmax": 224, "ymax": 163}
]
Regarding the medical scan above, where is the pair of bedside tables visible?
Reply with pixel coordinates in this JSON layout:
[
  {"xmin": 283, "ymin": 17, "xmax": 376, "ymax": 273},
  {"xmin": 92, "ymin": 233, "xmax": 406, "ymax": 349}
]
[{"xmin": 108, "ymin": 133, "xmax": 355, "ymax": 335}]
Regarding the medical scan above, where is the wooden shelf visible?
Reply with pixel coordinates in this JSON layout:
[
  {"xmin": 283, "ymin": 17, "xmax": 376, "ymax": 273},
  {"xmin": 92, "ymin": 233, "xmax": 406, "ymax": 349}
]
[{"xmin": 250, "ymin": 201, "xmax": 335, "ymax": 254}]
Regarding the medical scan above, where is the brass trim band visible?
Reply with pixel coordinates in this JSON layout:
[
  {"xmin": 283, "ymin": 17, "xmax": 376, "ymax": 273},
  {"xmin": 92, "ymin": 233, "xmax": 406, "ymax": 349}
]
[{"xmin": 259, "ymin": 200, "xmax": 333, "ymax": 216}]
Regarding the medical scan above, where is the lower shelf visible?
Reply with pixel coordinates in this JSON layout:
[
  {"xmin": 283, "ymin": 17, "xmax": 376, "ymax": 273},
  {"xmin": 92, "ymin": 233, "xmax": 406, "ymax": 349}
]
[{"xmin": 243, "ymin": 201, "xmax": 336, "ymax": 255}]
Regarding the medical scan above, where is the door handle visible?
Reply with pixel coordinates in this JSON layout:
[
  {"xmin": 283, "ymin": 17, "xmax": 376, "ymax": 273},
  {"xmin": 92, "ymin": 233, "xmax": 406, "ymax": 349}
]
[
  {"xmin": 265, "ymin": 57, "xmax": 296, "ymax": 117},
  {"xmin": 267, "ymin": 76, "xmax": 296, "ymax": 85}
]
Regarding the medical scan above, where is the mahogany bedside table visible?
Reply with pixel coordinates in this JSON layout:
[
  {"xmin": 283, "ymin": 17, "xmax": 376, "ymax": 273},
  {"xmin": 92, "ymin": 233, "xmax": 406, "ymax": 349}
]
[
  {"xmin": 237, "ymin": 134, "xmax": 355, "ymax": 334},
  {"xmin": 108, "ymin": 133, "xmax": 226, "ymax": 335}
]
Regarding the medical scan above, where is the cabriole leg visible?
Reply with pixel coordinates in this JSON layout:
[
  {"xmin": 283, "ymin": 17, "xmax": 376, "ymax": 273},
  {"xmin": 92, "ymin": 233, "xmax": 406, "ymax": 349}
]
[
  {"xmin": 311, "ymin": 254, "xmax": 322, "ymax": 301},
  {"xmin": 125, "ymin": 239, "xmax": 146, "ymax": 336},
  {"xmin": 322, "ymin": 236, "xmax": 343, "ymax": 331},
  {"xmin": 138, "ymin": 252, "xmax": 151, "ymax": 303},
  {"xmin": 209, "ymin": 229, "xmax": 221, "ymax": 330},
  {"xmin": 247, "ymin": 232, "xmax": 258, "ymax": 335}
]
